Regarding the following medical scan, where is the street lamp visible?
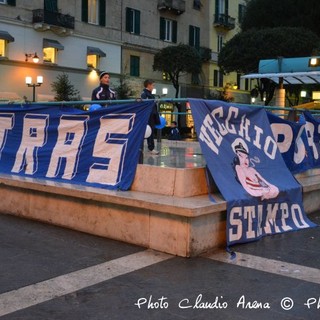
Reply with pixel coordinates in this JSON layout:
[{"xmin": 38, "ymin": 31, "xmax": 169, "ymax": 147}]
[
  {"xmin": 152, "ymin": 88, "xmax": 168, "ymax": 97},
  {"xmin": 25, "ymin": 52, "xmax": 40, "ymax": 63},
  {"xmin": 25, "ymin": 76, "xmax": 43, "ymax": 102}
]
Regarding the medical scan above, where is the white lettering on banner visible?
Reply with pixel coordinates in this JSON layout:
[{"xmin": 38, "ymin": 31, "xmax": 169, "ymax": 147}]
[
  {"xmin": 12, "ymin": 114, "xmax": 49, "ymax": 174},
  {"xmin": 279, "ymin": 203, "xmax": 292, "ymax": 231},
  {"xmin": 291, "ymin": 203, "xmax": 310, "ymax": 228},
  {"xmin": 305, "ymin": 121, "xmax": 319, "ymax": 160},
  {"xmin": 228, "ymin": 203, "xmax": 308, "ymax": 242},
  {"xmin": 46, "ymin": 115, "xmax": 89, "ymax": 179},
  {"xmin": 211, "ymin": 107, "xmax": 228, "ymax": 135},
  {"xmin": 252, "ymin": 125, "xmax": 263, "ymax": 149},
  {"xmin": 86, "ymin": 114, "xmax": 135, "ymax": 185},
  {"xmin": 270, "ymin": 122, "xmax": 308, "ymax": 165},
  {"xmin": 264, "ymin": 136, "xmax": 277, "ymax": 159},
  {"xmin": 264, "ymin": 203, "xmax": 281, "ymax": 234},
  {"xmin": 239, "ymin": 114, "xmax": 251, "ymax": 142},
  {"xmin": 0, "ymin": 113, "xmax": 14, "ymax": 159},
  {"xmin": 198, "ymin": 106, "xmax": 277, "ymax": 159},
  {"xmin": 270, "ymin": 123, "xmax": 293, "ymax": 153},
  {"xmin": 225, "ymin": 106, "xmax": 238, "ymax": 134},
  {"xmin": 294, "ymin": 125, "xmax": 307, "ymax": 164}
]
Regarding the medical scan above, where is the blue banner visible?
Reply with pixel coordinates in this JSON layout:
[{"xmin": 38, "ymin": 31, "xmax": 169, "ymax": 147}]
[
  {"xmin": 189, "ymin": 99, "xmax": 316, "ymax": 246},
  {"xmin": 302, "ymin": 111, "xmax": 320, "ymax": 168},
  {"xmin": 0, "ymin": 101, "xmax": 153, "ymax": 190},
  {"xmin": 267, "ymin": 112, "xmax": 312, "ymax": 173}
]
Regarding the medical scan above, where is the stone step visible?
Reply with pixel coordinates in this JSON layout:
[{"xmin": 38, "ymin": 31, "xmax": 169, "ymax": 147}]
[{"xmin": 0, "ymin": 166, "xmax": 319, "ymax": 257}]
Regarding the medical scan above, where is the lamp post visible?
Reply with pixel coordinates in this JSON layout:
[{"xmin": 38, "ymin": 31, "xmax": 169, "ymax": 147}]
[{"xmin": 25, "ymin": 76, "xmax": 43, "ymax": 102}]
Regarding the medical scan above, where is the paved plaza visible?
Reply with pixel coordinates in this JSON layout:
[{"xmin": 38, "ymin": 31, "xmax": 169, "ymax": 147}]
[
  {"xmin": 0, "ymin": 212, "xmax": 320, "ymax": 320},
  {"xmin": 0, "ymin": 140, "xmax": 320, "ymax": 320}
]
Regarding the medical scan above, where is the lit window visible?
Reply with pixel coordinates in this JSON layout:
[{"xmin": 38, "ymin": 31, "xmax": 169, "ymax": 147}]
[
  {"xmin": 86, "ymin": 46, "xmax": 105, "ymax": 69},
  {"xmin": 87, "ymin": 54, "xmax": 99, "ymax": 69},
  {"xmin": 0, "ymin": 30, "xmax": 14, "ymax": 56},
  {"xmin": 162, "ymin": 72, "xmax": 171, "ymax": 81},
  {"xmin": 82, "ymin": 0, "xmax": 105, "ymax": 26},
  {"xmin": 43, "ymin": 38, "xmax": 64, "ymax": 64},
  {"xmin": 0, "ymin": 0, "xmax": 7, "ymax": 4},
  {"xmin": 88, "ymin": 0, "xmax": 99, "ymax": 24},
  {"xmin": 43, "ymin": 47, "xmax": 56, "ymax": 63},
  {"xmin": 0, "ymin": 39, "xmax": 5, "ymax": 57}
]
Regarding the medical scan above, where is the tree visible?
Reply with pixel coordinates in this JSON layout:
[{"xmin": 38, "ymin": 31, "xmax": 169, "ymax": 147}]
[
  {"xmin": 218, "ymin": 27, "xmax": 320, "ymax": 105},
  {"xmin": 153, "ymin": 44, "xmax": 202, "ymax": 99},
  {"xmin": 114, "ymin": 74, "xmax": 136, "ymax": 99},
  {"xmin": 241, "ymin": 0, "xmax": 320, "ymax": 36},
  {"xmin": 51, "ymin": 73, "xmax": 80, "ymax": 101},
  {"xmin": 219, "ymin": 27, "xmax": 320, "ymax": 74}
]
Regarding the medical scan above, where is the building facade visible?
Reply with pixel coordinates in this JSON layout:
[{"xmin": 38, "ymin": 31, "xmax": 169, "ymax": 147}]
[
  {"xmin": 0, "ymin": 0, "xmax": 249, "ymax": 104},
  {"xmin": 208, "ymin": 0, "xmax": 250, "ymax": 104}
]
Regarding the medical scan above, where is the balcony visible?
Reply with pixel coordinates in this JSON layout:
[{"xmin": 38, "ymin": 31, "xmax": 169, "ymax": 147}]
[
  {"xmin": 32, "ymin": 9, "xmax": 75, "ymax": 34},
  {"xmin": 213, "ymin": 13, "xmax": 235, "ymax": 30},
  {"xmin": 157, "ymin": 0, "xmax": 186, "ymax": 15}
]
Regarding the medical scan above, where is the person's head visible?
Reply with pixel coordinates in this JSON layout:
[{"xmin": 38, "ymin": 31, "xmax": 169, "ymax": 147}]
[
  {"xmin": 99, "ymin": 71, "xmax": 110, "ymax": 86},
  {"xmin": 232, "ymin": 139, "xmax": 249, "ymax": 167},
  {"xmin": 143, "ymin": 79, "xmax": 155, "ymax": 91},
  {"xmin": 236, "ymin": 149, "xmax": 249, "ymax": 167},
  {"xmin": 171, "ymin": 121, "xmax": 177, "ymax": 127}
]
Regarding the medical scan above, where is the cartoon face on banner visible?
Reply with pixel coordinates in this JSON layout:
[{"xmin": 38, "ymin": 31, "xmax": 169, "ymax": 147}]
[
  {"xmin": 189, "ymin": 99, "xmax": 316, "ymax": 246},
  {"xmin": 231, "ymin": 137, "xmax": 279, "ymax": 201}
]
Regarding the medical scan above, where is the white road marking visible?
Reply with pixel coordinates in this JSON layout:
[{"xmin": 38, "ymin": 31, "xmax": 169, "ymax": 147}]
[
  {"xmin": 206, "ymin": 251, "xmax": 320, "ymax": 285},
  {"xmin": 0, "ymin": 250, "xmax": 173, "ymax": 317}
]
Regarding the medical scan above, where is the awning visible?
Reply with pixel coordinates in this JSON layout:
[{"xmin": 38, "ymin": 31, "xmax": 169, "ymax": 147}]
[
  {"xmin": 241, "ymin": 71, "xmax": 320, "ymax": 85},
  {"xmin": 43, "ymin": 38, "xmax": 64, "ymax": 50},
  {"xmin": 87, "ymin": 46, "xmax": 106, "ymax": 57},
  {"xmin": 0, "ymin": 31, "xmax": 14, "ymax": 42}
]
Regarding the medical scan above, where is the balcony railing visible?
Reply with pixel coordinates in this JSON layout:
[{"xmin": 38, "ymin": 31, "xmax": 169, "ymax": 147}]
[
  {"xmin": 32, "ymin": 9, "xmax": 75, "ymax": 29},
  {"xmin": 213, "ymin": 13, "xmax": 235, "ymax": 30},
  {"xmin": 157, "ymin": 0, "xmax": 186, "ymax": 15}
]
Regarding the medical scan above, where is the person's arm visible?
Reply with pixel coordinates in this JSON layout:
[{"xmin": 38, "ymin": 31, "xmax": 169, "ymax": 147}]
[
  {"xmin": 91, "ymin": 88, "xmax": 97, "ymax": 101},
  {"xmin": 110, "ymin": 89, "xmax": 117, "ymax": 100}
]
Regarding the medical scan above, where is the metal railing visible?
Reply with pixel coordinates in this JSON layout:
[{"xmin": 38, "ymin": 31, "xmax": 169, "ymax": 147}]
[{"xmin": 32, "ymin": 9, "xmax": 75, "ymax": 29}]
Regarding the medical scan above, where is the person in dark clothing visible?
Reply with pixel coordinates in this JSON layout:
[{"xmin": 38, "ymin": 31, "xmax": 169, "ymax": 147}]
[
  {"xmin": 168, "ymin": 121, "xmax": 181, "ymax": 140},
  {"xmin": 140, "ymin": 79, "xmax": 160, "ymax": 155},
  {"xmin": 91, "ymin": 71, "xmax": 117, "ymax": 102}
]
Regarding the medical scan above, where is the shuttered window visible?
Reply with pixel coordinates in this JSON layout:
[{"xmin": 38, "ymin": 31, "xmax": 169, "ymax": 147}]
[
  {"xmin": 160, "ymin": 17, "xmax": 177, "ymax": 43},
  {"xmin": 130, "ymin": 56, "xmax": 140, "ymax": 77},
  {"xmin": 126, "ymin": 8, "xmax": 140, "ymax": 34},
  {"xmin": 189, "ymin": 25, "xmax": 200, "ymax": 50},
  {"xmin": 82, "ymin": 0, "xmax": 105, "ymax": 26}
]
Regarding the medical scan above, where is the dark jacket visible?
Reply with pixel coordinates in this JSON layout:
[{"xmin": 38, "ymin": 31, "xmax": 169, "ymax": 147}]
[
  {"xmin": 91, "ymin": 84, "xmax": 117, "ymax": 101},
  {"xmin": 168, "ymin": 127, "xmax": 181, "ymax": 140},
  {"xmin": 140, "ymin": 88, "xmax": 160, "ymax": 127}
]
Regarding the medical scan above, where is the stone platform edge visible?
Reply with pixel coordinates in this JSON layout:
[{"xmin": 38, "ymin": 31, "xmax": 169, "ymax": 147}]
[
  {"xmin": 0, "ymin": 173, "xmax": 227, "ymax": 257},
  {"xmin": 0, "ymin": 167, "xmax": 319, "ymax": 257}
]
